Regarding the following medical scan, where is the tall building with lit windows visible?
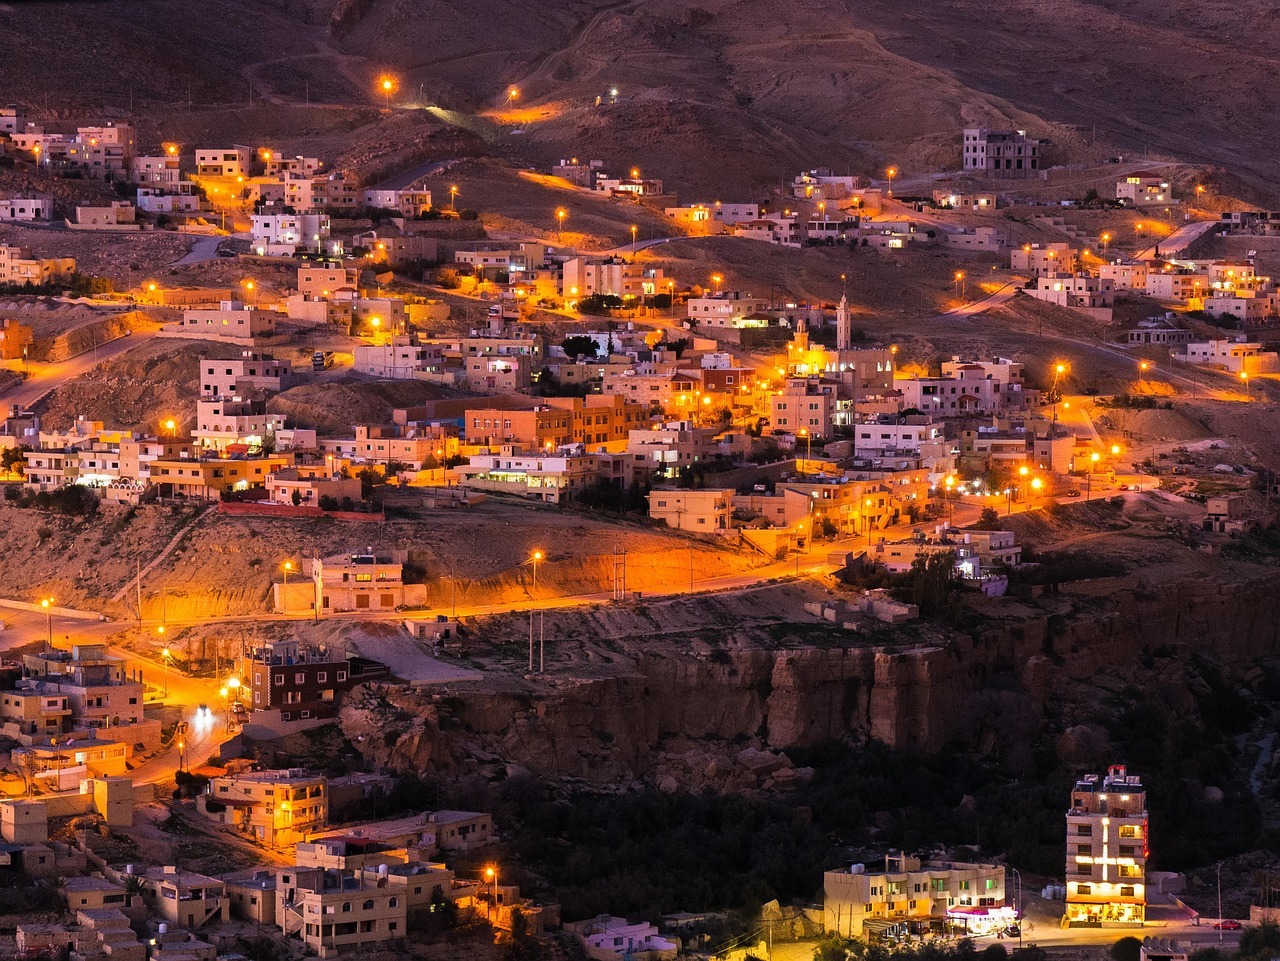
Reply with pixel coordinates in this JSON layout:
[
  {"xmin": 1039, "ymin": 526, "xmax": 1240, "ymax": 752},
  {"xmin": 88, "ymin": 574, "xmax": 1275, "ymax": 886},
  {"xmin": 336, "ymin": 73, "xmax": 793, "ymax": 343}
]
[{"xmin": 1065, "ymin": 765, "xmax": 1147, "ymax": 925}]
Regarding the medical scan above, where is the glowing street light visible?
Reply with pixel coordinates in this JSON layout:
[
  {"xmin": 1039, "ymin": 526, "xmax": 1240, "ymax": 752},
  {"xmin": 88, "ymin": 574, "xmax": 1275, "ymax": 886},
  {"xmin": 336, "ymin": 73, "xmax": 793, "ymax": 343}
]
[
  {"xmin": 164, "ymin": 418, "xmax": 177, "ymax": 437},
  {"xmin": 281, "ymin": 560, "xmax": 294, "ymax": 614},
  {"xmin": 556, "ymin": 207, "xmax": 567, "ymax": 239},
  {"xmin": 1088, "ymin": 451, "xmax": 1101, "ymax": 501},
  {"xmin": 885, "ymin": 166, "xmax": 897, "ymax": 195},
  {"xmin": 450, "ymin": 185, "xmax": 459, "ymax": 211},
  {"xmin": 954, "ymin": 270, "xmax": 966, "ymax": 301},
  {"xmin": 1139, "ymin": 360, "xmax": 1150, "ymax": 379},
  {"xmin": 505, "ymin": 86, "xmax": 520, "ymax": 106},
  {"xmin": 40, "ymin": 597, "xmax": 53, "ymax": 644},
  {"xmin": 1240, "ymin": 370, "xmax": 1251, "ymax": 401},
  {"xmin": 711, "ymin": 273, "xmax": 723, "ymax": 293},
  {"xmin": 377, "ymin": 74, "xmax": 397, "ymax": 105},
  {"xmin": 529, "ymin": 550, "xmax": 544, "ymax": 596},
  {"xmin": 161, "ymin": 643, "xmax": 171, "ymax": 696},
  {"xmin": 630, "ymin": 223, "xmax": 638, "ymax": 251},
  {"xmin": 1101, "ymin": 232, "xmax": 1111, "ymax": 254}
]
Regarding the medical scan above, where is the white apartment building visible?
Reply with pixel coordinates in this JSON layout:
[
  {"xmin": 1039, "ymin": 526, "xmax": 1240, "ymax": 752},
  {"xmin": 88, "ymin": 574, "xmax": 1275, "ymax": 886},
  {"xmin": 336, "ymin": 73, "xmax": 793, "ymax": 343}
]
[
  {"xmin": 686, "ymin": 292, "xmax": 769, "ymax": 329},
  {"xmin": 251, "ymin": 213, "xmax": 331, "ymax": 254},
  {"xmin": 195, "ymin": 147, "xmax": 250, "ymax": 178},
  {"xmin": 0, "ymin": 197, "xmax": 52, "ymax": 221}
]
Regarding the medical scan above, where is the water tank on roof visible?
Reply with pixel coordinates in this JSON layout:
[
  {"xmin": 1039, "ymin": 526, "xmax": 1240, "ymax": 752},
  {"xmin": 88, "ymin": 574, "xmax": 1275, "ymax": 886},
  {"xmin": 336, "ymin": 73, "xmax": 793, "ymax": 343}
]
[{"xmin": 158, "ymin": 924, "xmax": 168, "ymax": 934}]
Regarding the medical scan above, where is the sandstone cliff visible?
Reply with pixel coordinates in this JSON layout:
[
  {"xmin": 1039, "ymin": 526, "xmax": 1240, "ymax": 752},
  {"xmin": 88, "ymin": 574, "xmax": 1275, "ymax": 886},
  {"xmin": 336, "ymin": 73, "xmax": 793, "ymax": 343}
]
[{"xmin": 339, "ymin": 570, "xmax": 1280, "ymax": 787}]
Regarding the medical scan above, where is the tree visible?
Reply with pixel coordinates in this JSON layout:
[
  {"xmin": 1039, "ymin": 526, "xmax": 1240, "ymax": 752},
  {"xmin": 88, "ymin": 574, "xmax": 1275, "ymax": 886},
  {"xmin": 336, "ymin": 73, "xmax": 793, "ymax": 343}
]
[
  {"xmin": 982, "ymin": 946, "xmax": 1009, "ymax": 961},
  {"xmin": 0, "ymin": 445, "xmax": 28, "ymax": 476},
  {"xmin": 975, "ymin": 506, "xmax": 1001, "ymax": 530},
  {"xmin": 561, "ymin": 335, "xmax": 599, "ymax": 360},
  {"xmin": 898, "ymin": 548, "xmax": 957, "ymax": 617},
  {"xmin": 290, "ymin": 489, "xmax": 302, "ymax": 507},
  {"xmin": 1109, "ymin": 938, "xmax": 1142, "ymax": 961}
]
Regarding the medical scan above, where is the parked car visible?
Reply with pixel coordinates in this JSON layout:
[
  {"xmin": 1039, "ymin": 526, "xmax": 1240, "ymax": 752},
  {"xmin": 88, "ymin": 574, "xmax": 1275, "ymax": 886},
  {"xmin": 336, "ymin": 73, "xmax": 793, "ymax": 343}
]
[{"xmin": 1214, "ymin": 920, "xmax": 1242, "ymax": 930}]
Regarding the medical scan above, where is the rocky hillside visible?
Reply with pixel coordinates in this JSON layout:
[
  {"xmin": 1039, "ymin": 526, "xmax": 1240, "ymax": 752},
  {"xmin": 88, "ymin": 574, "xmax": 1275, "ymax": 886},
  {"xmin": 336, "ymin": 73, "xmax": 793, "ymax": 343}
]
[
  {"xmin": 3, "ymin": 0, "xmax": 1279, "ymax": 195},
  {"xmin": 337, "ymin": 563, "xmax": 1280, "ymax": 789}
]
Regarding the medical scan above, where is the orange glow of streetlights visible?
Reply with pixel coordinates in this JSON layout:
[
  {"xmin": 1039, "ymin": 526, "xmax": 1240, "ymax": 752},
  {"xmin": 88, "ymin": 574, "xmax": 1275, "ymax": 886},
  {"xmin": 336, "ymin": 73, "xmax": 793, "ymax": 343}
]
[
  {"xmin": 556, "ymin": 207, "xmax": 567, "ymax": 238},
  {"xmin": 164, "ymin": 143, "xmax": 178, "ymax": 156},
  {"xmin": 164, "ymin": 419, "xmax": 176, "ymax": 437},
  {"xmin": 1111, "ymin": 444, "xmax": 1122, "ymax": 456},
  {"xmin": 449, "ymin": 185, "xmax": 459, "ymax": 211},
  {"xmin": 711, "ymin": 273, "xmax": 723, "ymax": 293},
  {"xmin": 378, "ymin": 74, "xmax": 397, "ymax": 102}
]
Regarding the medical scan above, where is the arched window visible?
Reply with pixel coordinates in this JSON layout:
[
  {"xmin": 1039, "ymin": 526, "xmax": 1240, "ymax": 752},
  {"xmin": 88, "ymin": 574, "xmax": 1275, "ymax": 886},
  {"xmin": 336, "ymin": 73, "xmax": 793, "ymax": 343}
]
[
  {"xmin": 363, "ymin": 899, "xmax": 374, "ymax": 910},
  {"xmin": 389, "ymin": 897, "xmax": 399, "ymax": 908},
  {"xmin": 342, "ymin": 901, "xmax": 351, "ymax": 913}
]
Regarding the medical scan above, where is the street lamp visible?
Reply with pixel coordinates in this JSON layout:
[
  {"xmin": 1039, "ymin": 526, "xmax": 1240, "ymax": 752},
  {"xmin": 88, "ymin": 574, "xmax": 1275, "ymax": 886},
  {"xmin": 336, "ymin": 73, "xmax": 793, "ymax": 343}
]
[
  {"xmin": 177, "ymin": 739, "xmax": 185, "ymax": 774},
  {"xmin": 1139, "ymin": 360, "xmax": 1150, "ymax": 379},
  {"xmin": 228, "ymin": 675, "xmax": 241, "ymax": 708},
  {"xmin": 1088, "ymin": 452, "xmax": 1100, "ymax": 500},
  {"xmin": 1101, "ymin": 232, "xmax": 1111, "ymax": 255},
  {"xmin": 944, "ymin": 475, "xmax": 955, "ymax": 522},
  {"xmin": 485, "ymin": 866, "xmax": 498, "ymax": 921},
  {"xmin": 1240, "ymin": 370, "xmax": 1251, "ymax": 401},
  {"xmin": 954, "ymin": 270, "xmax": 966, "ymax": 301},
  {"xmin": 1031, "ymin": 476, "xmax": 1043, "ymax": 507},
  {"xmin": 377, "ymin": 74, "xmax": 397, "ymax": 105},
  {"xmin": 630, "ymin": 223, "xmax": 638, "ymax": 257},
  {"xmin": 164, "ymin": 418, "xmax": 177, "ymax": 438},
  {"xmin": 40, "ymin": 597, "xmax": 52, "ymax": 645},
  {"xmin": 530, "ymin": 550, "xmax": 544, "ymax": 596},
  {"xmin": 711, "ymin": 273, "xmax": 723, "ymax": 293},
  {"xmin": 555, "ymin": 207, "xmax": 567, "ymax": 239},
  {"xmin": 797, "ymin": 428, "xmax": 811, "ymax": 472},
  {"xmin": 161, "ymin": 644, "xmax": 171, "ymax": 696},
  {"xmin": 885, "ymin": 166, "xmax": 897, "ymax": 195},
  {"xmin": 281, "ymin": 560, "xmax": 294, "ymax": 614},
  {"xmin": 220, "ymin": 686, "xmax": 229, "ymax": 725}
]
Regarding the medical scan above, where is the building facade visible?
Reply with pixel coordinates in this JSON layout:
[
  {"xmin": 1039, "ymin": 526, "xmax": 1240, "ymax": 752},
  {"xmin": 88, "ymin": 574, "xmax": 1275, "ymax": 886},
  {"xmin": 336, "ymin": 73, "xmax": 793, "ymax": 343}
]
[{"xmin": 1065, "ymin": 766, "xmax": 1147, "ymax": 926}]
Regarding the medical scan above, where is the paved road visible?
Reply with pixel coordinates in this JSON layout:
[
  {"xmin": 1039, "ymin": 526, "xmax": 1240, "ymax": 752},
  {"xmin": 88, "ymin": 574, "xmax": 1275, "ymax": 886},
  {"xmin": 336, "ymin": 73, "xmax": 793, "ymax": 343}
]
[
  {"xmin": 1135, "ymin": 219, "xmax": 1218, "ymax": 261},
  {"xmin": 940, "ymin": 281, "xmax": 1021, "ymax": 319},
  {"xmin": 377, "ymin": 158, "xmax": 457, "ymax": 191},
  {"xmin": 172, "ymin": 235, "xmax": 223, "ymax": 266},
  {"xmin": 0, "ymin": 330, "xmax": 155, "ymax": 409}
]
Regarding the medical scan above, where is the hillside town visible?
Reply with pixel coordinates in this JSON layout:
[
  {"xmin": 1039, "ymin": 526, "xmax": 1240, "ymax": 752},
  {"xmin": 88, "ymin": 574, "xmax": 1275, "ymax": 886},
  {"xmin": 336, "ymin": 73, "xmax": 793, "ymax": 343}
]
[{"xmin": 1, "ymin": 21, "xmax": 1280, "ymax": 961}]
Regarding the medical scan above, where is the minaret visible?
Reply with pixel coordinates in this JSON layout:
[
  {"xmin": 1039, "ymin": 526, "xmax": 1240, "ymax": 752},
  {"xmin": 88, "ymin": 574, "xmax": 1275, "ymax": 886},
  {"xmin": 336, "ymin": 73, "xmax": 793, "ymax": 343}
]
[
  {"xmin": 836, "ymin": 294, "xmax": 851, "ymax": 351},
  {"xmin": 793, "ymin": 315, "xmax": 809, "ymax": 352}
]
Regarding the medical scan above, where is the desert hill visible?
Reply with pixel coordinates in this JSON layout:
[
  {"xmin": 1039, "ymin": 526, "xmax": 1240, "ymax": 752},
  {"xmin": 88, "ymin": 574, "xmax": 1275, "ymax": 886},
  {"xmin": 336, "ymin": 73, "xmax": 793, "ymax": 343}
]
[{"xmin": 1, "ymin": 0, "xmax": 1277, "ymax": 196}]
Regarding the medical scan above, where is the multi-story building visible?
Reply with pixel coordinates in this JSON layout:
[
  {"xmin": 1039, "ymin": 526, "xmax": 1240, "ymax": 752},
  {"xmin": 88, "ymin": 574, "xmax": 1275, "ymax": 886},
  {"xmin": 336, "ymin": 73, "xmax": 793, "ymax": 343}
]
[
  {"xmin": 178, "ymin": 302, "xmax": 276, "ymax": 342},
  {"xmin": 1065, "ymin": 766, "xmax": 1147, "ymax": 926},
  {"xmin": 276, "ymin": 866, "xmax": 407, "ymax": 955},
  {"xmin": 452, "ymin": 445, "xmax": 641, "ymax": 504},
  {"xmin": 1116, "ymin": 176, "xmax": 1175, "ymax": 206},
  {"xmin": 824, "ymin": 855, "xmax": 1009, "ymax": 937},
  {"xmin": 147, "ymin": 452, "xmax": 292, "ymax": 499},
  {"xmin": 770, "ymin": 379, "xmax": 837, "ymax": 437},
  {"xmin": 200, "ymin": 768, "xmax": 328, "ymax": 847},
  {"xmin": 194, "ymin": 397, "xmax": 289, "ymax": 451},
  {"xmin": 251, "ymin": 212, "xmax": 331, "ymax": 255},
  {"xmin": 362, "ymin": 188, "xmax": 432, "ymax": 217},
  {"xmin": 131, "ymin": 865, "xmax": 228, "ymax": 929},
  {"xmin": 465, "ymin": 395, "xmax": 649, "ymax": 451},
  {"xmin": 0, "ymin": 243, "xmax": 75, "ymax": 285},
  {"xmin": 20, "ymin": 644, "xmax": 144, "ymax": 732},
  {"xmin": 200, "ymin": 351, "xmax": 299, "ymax": 398},
  {"xmin": 962, "ymin": 127, "xmax": 1040, "ymax": 178},
  {"xmin": 1027, "ymin": 273, "xmax": 1115, "ymax": 310},
  {"xmin": 298, "ymin": 264, "xmax": 359, "ymax": 298},
  {"xmin": 195, "ymin": 147, "xmax": 250, "ymax": 178},
  {"xmin": 560, "ymin": 256, "xmax": 665, "ymax": 299},
  {"xmin": 686, "ymin": 291, "xmax": 769, "ymax": 329},
  {"xmin": 240, "ymin": 639, "xmax": 389, "ymax": 721},
  {"xmin": 353, "ymin": 335, "xmax": 446, "ymax": 379},
  {"xmin": 647, "ymin": 488, "xmax": 734, "ymax": 533},
  {"xmin": 1010, "ymin": 243, "xmax": 1077, "ymax": 277},
  {"xmin": 130, "ymin": 155, "xmax": 183, "ymax": 184},
  {"xmin": 308, "ymin": 551, "xmax": 405, "ymax": 613}
]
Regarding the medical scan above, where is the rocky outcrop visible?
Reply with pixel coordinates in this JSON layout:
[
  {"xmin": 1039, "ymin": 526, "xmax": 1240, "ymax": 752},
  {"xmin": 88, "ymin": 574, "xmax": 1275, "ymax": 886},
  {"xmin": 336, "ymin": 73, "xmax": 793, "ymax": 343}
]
[{"xmin": 339, "ymin": 569, "xmax": 1280, "ymax": 788}]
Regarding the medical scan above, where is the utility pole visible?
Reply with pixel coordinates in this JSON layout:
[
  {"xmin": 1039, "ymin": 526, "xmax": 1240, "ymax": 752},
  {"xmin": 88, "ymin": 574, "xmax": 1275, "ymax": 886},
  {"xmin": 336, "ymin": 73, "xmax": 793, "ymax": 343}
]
[
  {"xmin": 539, "ymin": 612, "xmax": 544, "ymax": 674},
  {"xmin": 136, "ymin": 555, "xmax": 143, "ymax": 627},
  {"xmin": 528, "ymin": 611, "xmax": 534, "ymax": 673}
]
